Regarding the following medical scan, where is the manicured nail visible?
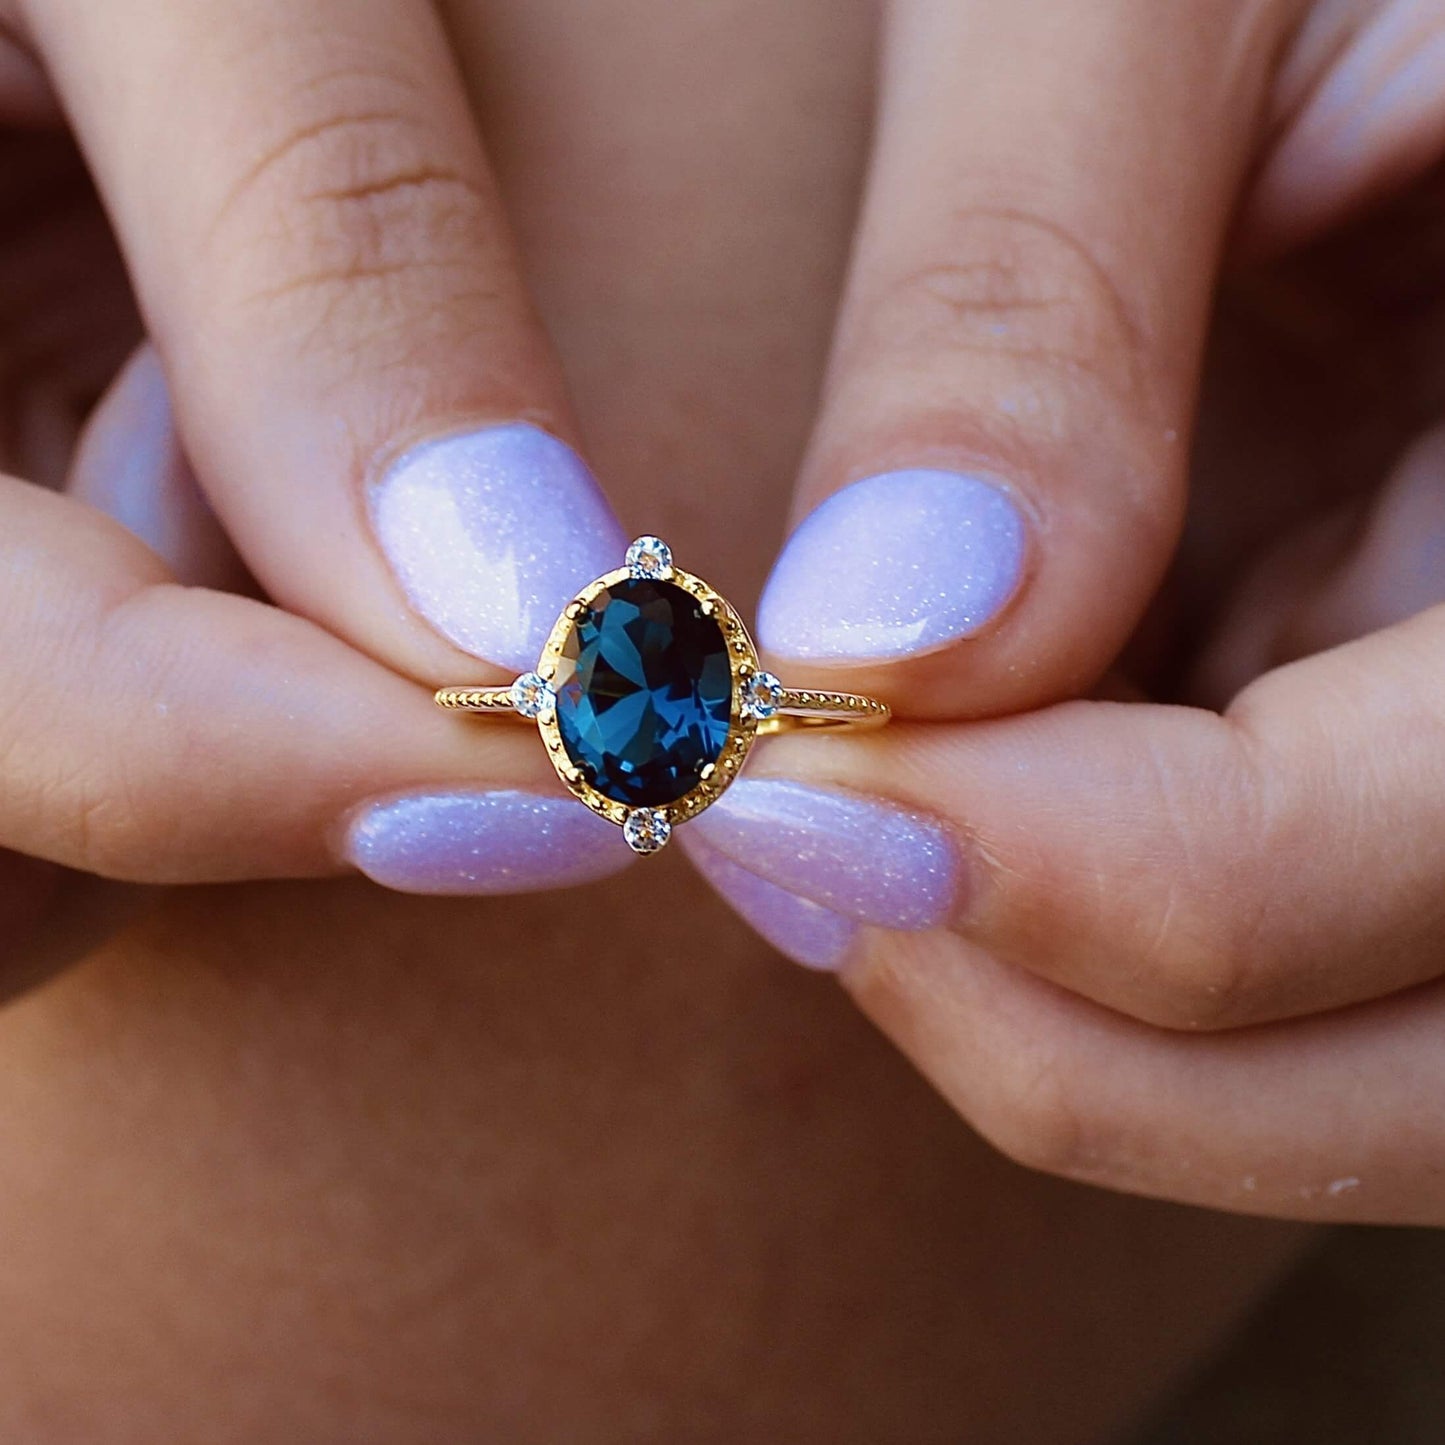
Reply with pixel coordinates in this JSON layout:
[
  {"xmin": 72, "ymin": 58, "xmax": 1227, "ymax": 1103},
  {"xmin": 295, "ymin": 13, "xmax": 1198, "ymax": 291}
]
[
  {"xmin": 681, "ymin": 835, "xmax": 858, "ymax": 971},
  {"xmin": 688, "ymin": 778, "xmax": 958, "ymax": 930},
  {"xmin": 758, "ymin": 469, "xmax": 1026, "ymax": 661},
  {"xmin": 345, "ymin": 789, "xmax": 634, "ymax": 895},
  {"xmin": 69, "ymin": 345, "xmax": 237, "ymax": 587},
  {"xmin": 1258, "ymin": 27, "xmax": 1445, "ymax": 232},
  {"xmin": 370, "ymin": 423, "xmax": 627, "ymax": 670}
]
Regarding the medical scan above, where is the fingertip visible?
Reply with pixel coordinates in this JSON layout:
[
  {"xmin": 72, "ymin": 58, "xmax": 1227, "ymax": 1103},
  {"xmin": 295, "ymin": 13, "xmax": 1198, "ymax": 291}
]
[
  {"xmin": 343, "ymin": 788, "xmax": 636, "ymax": 897},
  {"xmin": 680, "ymin": 832, "xmax": 860, "ymax": 972},
  {"xmin": 756, "ymin": 434, "xmax": 1180, "ymax": 717},
  {"xmin": 687, "ymin": 775, "xmax": 961, "ymax": 934},
  {"xmin": 756, "ymin": 469, "xmax": 1029, "ymax": 665},
  {"xmin": 367, "ymin": 422, "xmax": 627, "ymax": 672}
]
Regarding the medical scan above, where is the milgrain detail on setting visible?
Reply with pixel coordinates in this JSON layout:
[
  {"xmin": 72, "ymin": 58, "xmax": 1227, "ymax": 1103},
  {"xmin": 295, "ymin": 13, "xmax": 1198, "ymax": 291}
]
[
  {"xmin": 434, "ymin": 538, "xmax": 890, "ymax": 854},
  {"xmin": 765, "ymin": 689, "xmax": 891, "ymax": 732},
  {"xmin": 434, "ymin": 687, "xmax": 517, "ymax": 712}
]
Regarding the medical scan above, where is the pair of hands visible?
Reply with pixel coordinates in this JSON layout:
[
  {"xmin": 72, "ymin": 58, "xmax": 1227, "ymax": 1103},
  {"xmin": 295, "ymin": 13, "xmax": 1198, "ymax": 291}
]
[{"xmin": 3, "ymin": 0, "xmax": 1445, "ymax": 1226}]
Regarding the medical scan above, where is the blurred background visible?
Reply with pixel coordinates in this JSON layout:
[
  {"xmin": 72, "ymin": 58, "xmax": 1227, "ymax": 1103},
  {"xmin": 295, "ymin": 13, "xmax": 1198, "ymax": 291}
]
[{"xmin": 1143, "ymin": 1231, "xmax": 1445, "ymax": 1442}]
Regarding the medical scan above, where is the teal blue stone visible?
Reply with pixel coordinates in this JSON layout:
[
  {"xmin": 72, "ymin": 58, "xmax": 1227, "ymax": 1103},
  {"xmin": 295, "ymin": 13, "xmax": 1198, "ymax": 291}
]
[{"xmin": 554, "ymin": 578, "xmax": 733, "ymax": 807}]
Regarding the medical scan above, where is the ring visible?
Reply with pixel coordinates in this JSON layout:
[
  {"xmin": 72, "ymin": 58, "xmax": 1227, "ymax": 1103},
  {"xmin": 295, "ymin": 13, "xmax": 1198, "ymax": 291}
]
[{"xmin": 435, "ymin": 535, "xmax": 889, "ymax": 855}]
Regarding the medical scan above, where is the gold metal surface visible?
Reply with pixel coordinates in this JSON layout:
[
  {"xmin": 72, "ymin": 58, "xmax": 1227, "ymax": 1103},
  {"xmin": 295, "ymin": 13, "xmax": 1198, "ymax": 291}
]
[
  {"xmin": 761, "ymin": 689, "xmax": 890, "ymax": 734},
  {"xmin": 434, "ymin": 687, "xmax": 517, "ymax": 713},
  {"xmin": 433, "ymin": 549, "xmax": 890, "ymax": 842},
  {"xmin": 433, "ymin": 683, "xmax": 889, "ymax": 732}
]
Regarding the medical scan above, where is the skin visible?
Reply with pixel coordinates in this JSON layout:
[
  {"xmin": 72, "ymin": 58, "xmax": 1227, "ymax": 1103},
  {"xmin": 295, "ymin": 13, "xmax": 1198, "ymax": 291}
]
[
  {"xmin": 3, "ymin": 0, "xmax": 1445, "ymax": 1427},
  {"xmin": 747, "ymin": 0, "xmax": 1445, "ymax": 1223},
  {"xmin": 0, "ymin": 0, "xmax": 1439, "ymax": 1223},
  {"xmin": 0, "ymin": 0, "xmax": 1316, "ymax": 1439}
]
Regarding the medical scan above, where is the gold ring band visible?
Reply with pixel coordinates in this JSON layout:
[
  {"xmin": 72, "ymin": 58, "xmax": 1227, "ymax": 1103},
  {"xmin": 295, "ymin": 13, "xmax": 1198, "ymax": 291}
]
[
  {"xmin": 436, "ymin": 535, "xmax": 890, "ymax": 855},
  {"xmin": 435, "ymin": 684, "xmax": 889, "ymax": 736}
]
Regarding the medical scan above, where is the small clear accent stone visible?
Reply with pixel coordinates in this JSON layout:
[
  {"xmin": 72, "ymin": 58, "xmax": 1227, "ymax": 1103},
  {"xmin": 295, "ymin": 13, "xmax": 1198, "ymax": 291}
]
[
  {"xmin": 510, "ymin": 671, "xmax": 554, "ymax": 720},
  {"xmin": 743, "ymin": 670, "xmax": 785, "ymax": 720},
  {"xmin": 623, "ymin": 808, "xmax": 671, "ymax": 855},
  {"xmin": 626, "ymin": 535, "xmax": 673, "ymax": 580}
]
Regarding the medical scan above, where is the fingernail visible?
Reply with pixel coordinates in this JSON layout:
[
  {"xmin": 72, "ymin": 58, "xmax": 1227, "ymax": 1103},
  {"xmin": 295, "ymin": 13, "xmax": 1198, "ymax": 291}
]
[
  {"xmin": 69, "ymin": 345, "xmax": 240, "ymax": 588},
  {"xmin": 345, "ymin": 789, "xmax": 634, "ymax": 895},
  {"xmin": 369, "ymin": 423, "xmax": 627, "ymax": 670},
  {"xmin": 681, "ymin": 834, "xmax": 858, "ymax": 971},
  {"xmin": 759, "ymin": 469, "xmax": 1026, "ymax": 661},
  {"xmin": 688, "ymin": 778, "xmax": 958, "ymax": 930}
]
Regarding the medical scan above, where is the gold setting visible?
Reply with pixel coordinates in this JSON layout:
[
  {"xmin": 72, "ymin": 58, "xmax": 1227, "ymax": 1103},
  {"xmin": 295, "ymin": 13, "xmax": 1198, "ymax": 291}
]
[
  {"xmin": 435, "ymin": 541, "xmax": 890, "ymax": 851},
  {"xmin": 435, "ymin": 687, "xmax": 517, "ymax": 712}
]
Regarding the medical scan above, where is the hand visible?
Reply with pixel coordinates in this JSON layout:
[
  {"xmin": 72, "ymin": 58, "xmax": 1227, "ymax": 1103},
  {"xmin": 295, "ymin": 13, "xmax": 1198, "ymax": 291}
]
[
  {"xmin": 0, "ymin": 0, "xmax": 651, "ymax": 993},
  {"xmin": 685, "ymin": 0, "xmax": 1445, "ymax": 1225}
]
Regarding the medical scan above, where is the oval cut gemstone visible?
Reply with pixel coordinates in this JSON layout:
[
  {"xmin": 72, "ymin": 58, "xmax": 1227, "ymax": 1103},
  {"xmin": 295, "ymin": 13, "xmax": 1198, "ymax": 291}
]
[{"xmin": 554, "ymin": 578, "xmax": 734, "ymax": 807}]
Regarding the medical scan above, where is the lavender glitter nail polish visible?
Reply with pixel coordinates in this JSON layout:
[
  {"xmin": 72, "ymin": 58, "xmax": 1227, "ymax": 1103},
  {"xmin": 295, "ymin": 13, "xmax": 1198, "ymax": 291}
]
[
  {"xmin": 682, "ymin": 835, "xmax": 858, "ymax": 971},
  {"xmin": 68, "ymin": 346, "xmax": 235, "ymax": 587},
  {"xmin": 370, "ymin": 423, "xmax": 627, "ymax": 671},
  {"xmin": 346, "ymin": 790, "xmax": 634, "ymax": 895},
  {"xmin": 758, "ymin": 469, "xmax": 1026, "ymax": 661},
  {"xmin": 688, "ymin": 778, "xmax": 957, "ymax": 931}
]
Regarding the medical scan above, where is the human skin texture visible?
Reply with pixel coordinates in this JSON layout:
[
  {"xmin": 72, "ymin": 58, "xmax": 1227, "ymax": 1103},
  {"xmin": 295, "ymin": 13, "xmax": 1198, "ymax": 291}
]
[
  {"xmin": 689, "ymin": 0, "xmax": 1445, "ymax": 1225},
  {"xmin": 0, "ymin": 0, "xmax": 1311, "ymax": 1439}
]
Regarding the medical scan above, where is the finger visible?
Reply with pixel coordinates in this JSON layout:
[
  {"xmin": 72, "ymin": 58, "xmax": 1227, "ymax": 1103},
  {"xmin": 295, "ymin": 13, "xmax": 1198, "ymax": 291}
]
[
  {"xmin": 18, "ymin": 0, "xmax": 625, "ymax": 681},
  {"xmin": 1192, "ymin": 423, "xmax": 1445, "ymax": 704},
  {"xmin": 0, "ymin": 472, "xmax": 633, "ymax": 892},
  {"xmin": 1276, "ymin": 424, "xmax": 1445, "ymax": 658},
  {"xmin": 689, "ymin": 603, "xmax": 1445, "ymax": 1030},
  {"xmin": 67, "ymin": 343, "xmax": 250, "ymax": 591},
  {"xmin": 681, "ymin": 832, "xmax": 861, "ymax": 973},
  {"xmin": 0, "ymin": 15, "xmax": 56, "ymax": 124},
  {"xmin": 850, "ymin": 931, "xmax": 1445, "ymax": 1225},
  {"xmin": 18, "ymin": 341, "xmax": 251, "ymax": 1002},
  {"xmin": 755, "ymin": 0, "xmax": 1297, "ymax": 716},
  {"xmin": 0, "ymin": 134, "xmax": 133, "ymax": 487},
  {"xmin": 1241, "ymin": 0, "xmax": 1445, "ymax": 257}
]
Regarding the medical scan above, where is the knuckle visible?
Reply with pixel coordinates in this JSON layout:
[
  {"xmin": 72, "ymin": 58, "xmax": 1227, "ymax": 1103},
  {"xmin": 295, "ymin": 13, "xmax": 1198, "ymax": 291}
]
[
  {"xmin": 973, "ymin": 1044, "xmax": 1099, "ymax": 1179},
  {"xmin": 1125, "ymin": 731, "xmax": 1273, "ymax": 1031},
  {"xmin": 22, "ymin": 750, "xmax": 143, "ymax": 879},
  {"xmin": 21, "ymin": 593, "xmax": 190, "ymax": 880},
  {"xmin": 67, "ymin": 772, "xmax": 137, "ymax": 879},
  {"xmin": 871, "ymin": 208, "xmax": 1151, "ymax": 413},
  {"xmin": 205, "ymin": 76, "xmax": 496, "ymax": 355}
]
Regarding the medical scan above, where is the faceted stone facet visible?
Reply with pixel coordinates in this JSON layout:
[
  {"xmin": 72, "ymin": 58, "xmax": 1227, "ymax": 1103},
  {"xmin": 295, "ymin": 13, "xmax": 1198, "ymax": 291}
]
[{"xmin": 554, "ymin": 578, "xmax": 732, "ymax": 807}]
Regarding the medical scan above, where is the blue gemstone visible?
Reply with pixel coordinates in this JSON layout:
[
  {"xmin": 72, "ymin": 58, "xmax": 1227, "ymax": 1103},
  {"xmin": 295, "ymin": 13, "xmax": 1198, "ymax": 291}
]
[{"xmin": 554, "ymin": 578, "xmax": 733, "ymax": 807}]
